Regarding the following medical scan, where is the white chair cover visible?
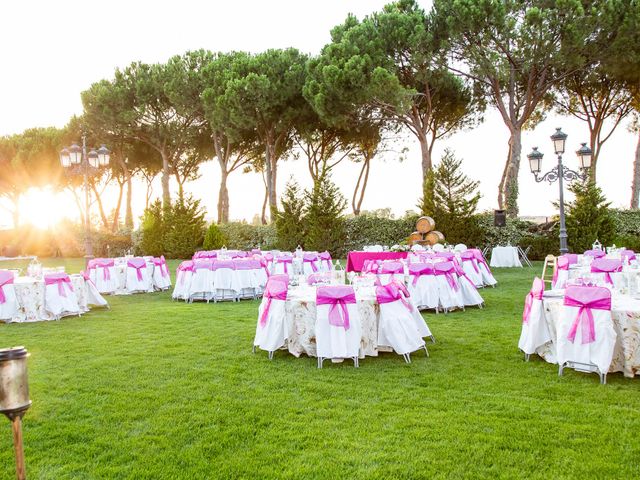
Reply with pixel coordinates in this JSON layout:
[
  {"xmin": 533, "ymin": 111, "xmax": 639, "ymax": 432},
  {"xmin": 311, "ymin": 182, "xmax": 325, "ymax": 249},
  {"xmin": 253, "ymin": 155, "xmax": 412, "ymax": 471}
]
[
  {"xmin": 407, "ymin": 263, "xmax": 439, "ymax": 311},
  {"xmin": 126, "ymin": 258, "xmax": 153, "ymax": 293},
  {"xmin": 92, "ymin": 259, "xmax": 118, "ymax": 294},
  {"xmin": 254, "ymin": 275, "xmax": 289, "ymax": 356},
  {"xmin": 212, "ymin": 260, "xmax": 239, "ymax": 301},
  {"xmin": 454, "ymin": 244, "xmax": 467, "ymax": 252},
  {"xmin": 315, "ymin": 286, "xmax": 362, "ymax": 365},
  {"xmin": 471, "ymin": 249, "xmax": 497, "ymax": 286},
  {"xmin": 234, "ymin": 259, "xmax": 260, "ymax": 299},
  {"xmin": 556, "ymin": 286, "xmax": 616, "ymax": 380},
  {"xmin": 152, "ymin": 256, "xmax": 172, "ymax": 291},
  {"xmin": 432, "ymin": 244, "xmax": 445, "ymax": 252},
  {"xmin": 0, "ymin": 271, "xmax": 19, "ymax": 322},
  {"xmin": 434, "ymin": 262, "xmax": 464, "ymax": 312},
  {"xmin": 273, "ymin": 255, "xmax": 293, "ymax": 275},
  {"xmin": 376, "ymin": 283, "xmax": 426, "ymax": 358},
  {"xmin": 460, "ymin": 251, "xmax": 483, "ymax": 287},
  {"xmin": 44, "ymin": 273, "xmax": 80, "ymax": 319},
  {"xmin": 173, "ymin": 261, "xmax": 194, "ymax": 301},
  {"xmin": 81, "ymin": 273, "xmax": 108, "ymax": 307},
  {"xmin": 188, "ymin": 260, "xmax": 214, "ymax": 302},
  {"xmin": 454, "ymin": 264, "xmax": 484, "ymax": 307},
  {"xmin": 518, "ymin": 277, "xmax": 550, "ymax": 356}
]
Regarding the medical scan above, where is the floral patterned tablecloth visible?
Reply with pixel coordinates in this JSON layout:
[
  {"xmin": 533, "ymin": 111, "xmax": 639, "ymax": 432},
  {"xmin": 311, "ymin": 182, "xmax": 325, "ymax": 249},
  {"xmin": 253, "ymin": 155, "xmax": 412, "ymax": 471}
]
[
  {"xmin": 537, "ymin": 294, "xmax": 640, "ymax": 377},
  {"xmin": 9, "ymin": 275, "xmax": 89, "ymax": 323},
  {"xmin": 285, "ymin": 286, "xmax": 392, "ymax": 359}
]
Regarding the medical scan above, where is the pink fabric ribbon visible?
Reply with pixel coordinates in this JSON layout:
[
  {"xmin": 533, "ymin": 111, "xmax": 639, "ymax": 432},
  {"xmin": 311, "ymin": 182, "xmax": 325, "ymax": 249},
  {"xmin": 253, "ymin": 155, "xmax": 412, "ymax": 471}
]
[
  {"xmin": 434, "ymin": 262, "xmax": 459, "ymax": 291},
  {"xmin": 303, "ymin": 253, "xmax": 319, "ymax": 272},
  {"xmin": 553, "ymin": 254, "xmax": 578, "ymax": 284},
  {"xmin": 127, "ymin": 258, "xmax": 147, "ymax": 281},
  {"xmin": 460, "ymin": 251, "xmax": 479, "ymax": 273},
  {"xmin": 564, "ymin": 286, "xmax": 611, "ymax": 344},
  {"xmin": 277, "ymin": 256, "xmax": 292, "ymax": 273},
  {"xmin": 0, "ymin": 270, "xmax": 15, "ymax": 304},
  {"xmin": 584, "ymin": 249, "xmax": 606, "ymax": 258},
  {"xmin": 409, "ymin": 264, "xmax": 434, "ymax": 286},
  {"xmin": 621, "ymin": 250, "xmax": 636, "ymax": 262},
  {"xmin": 470, "ymin": 249, "xmax": 490, "ymax": 272},
  {"xmin": 590, "ymin": 258, "xmax": 623, "ymax": 285},
  {"xmin": 177, "ymin": 261, "xmax": 194, "ymax": 284},
  {"xmin": 376, "ymin": 281, "xmax": 413, "ymax": 312},
  {"xmin": 260, "ymin": 276, "xmax": 289, "ymax": 327},
  {"xmin": 316, "ymin": 286, "xmax": 356, "ymax": 330},
  {"xmin": 212, "ymin": 260, "xmax": 236, "ymax": 271},
  {"xmin": 319, "ymin": 251, "xmax": 332, "ymax": 269},
  {"xmin": 453, "ymin": 263, "xmax": 474, "ymax": 288},
  {"xmin": 522, "ymin": 277, "xmax": 544, "ymax": 324},
  {"xmin": 44, "ymin": 273, "xmax": 73, "ymax": 297},
  {"xmin": 80, "ymin": 270, "xmax": 97, "ymax": 288}
]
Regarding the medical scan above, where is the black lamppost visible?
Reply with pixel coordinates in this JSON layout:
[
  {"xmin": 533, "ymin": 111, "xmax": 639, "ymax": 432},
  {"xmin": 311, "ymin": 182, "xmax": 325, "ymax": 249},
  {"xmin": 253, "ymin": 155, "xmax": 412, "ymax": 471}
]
[
  {"xmin": 527, "ymin": 128, "xmax": 592, "ymax": 255},
  {"xmin": 60, "ymin": 137, "xmax": 110, "ymax": 266}
]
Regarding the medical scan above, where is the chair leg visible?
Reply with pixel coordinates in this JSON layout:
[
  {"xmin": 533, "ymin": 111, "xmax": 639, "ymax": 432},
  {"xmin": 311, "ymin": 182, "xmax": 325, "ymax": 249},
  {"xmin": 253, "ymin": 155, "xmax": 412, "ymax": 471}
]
[
  {"xmin": 558, "ymin": 363, "xmax": 565, "ymax": 377},
  {"xmin": 423, "ymin": 345, "xmax": 429, "ymax": 357},
  {"xmin": 317, "ymin": 357, "xmax": 323, "ymax": 369},
  {"xmin": 252, "ymin": 345, "xmax": 256, "ymax": 354},
  {"xmin": 353, "ymin": 356, "xmax": 359, "ymax": 368},
  {"xmin": 403, "ymin": 353, "xmax": 411, "ymax": 364},
  {"xmin": 600, "ymin": 372, "xmax": 607, "ymax": 385},
  {"xmin": 524, "ymin": 353, "xmax": 530, "ymax": 362},
  {"xmin": 268, "ymin": 350, "xmax": 274, "ymax": 360}
]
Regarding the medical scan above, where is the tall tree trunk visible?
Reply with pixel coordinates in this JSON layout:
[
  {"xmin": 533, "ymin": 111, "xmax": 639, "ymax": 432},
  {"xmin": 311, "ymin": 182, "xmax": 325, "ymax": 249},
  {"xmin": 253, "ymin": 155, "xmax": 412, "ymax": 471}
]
[
  {"xmin": 125, "ymin": 172, "xmax": 133, "ymax": 229},
  {"xmin": 217, "ymin": 168, "xmax": 229, "ymax": 224},
  {"xmin": 352, "ymin": 157, "xmax": 372, "ymax": 216},
  {"xmin": 418, "ymin": 134, "xmax": 432, "ymax": 190},
  {"xmin": 500, "ymin": 128, "xmax": 522, "ymax": 218},
  {"xmin": 261, "ymin": 171, "xmax": 268, "ymax": 225},
  {"xmin": 111, "ymin": 180, "xmax": 125, "ymax": 232},
  {"xmin": 631, "ymin": 130, "xmax": 640, "ymax": 209},
  {"xmin": 160, "ymin": 150, "xmax": 171, "ymax": 207},
  {"xmin": 589, "ymin": 119, "xmax": 602, "ymax": 183},
  {"xmin": 175, "ymin": 175, "xmax": 184, "ymax": 201},
  {"xmin": 264, "ymin": 141, "xmax": 278, "ymax": 216},
  {"xmin": 90, "ymin": 184, "xmax": 110, "ymax": 230}
]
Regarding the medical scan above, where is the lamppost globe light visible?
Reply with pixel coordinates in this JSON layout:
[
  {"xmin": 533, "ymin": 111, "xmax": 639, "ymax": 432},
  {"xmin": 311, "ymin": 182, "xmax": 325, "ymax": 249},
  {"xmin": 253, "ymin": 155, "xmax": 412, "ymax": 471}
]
[
  {"xmin": 87, "ymin": 149, "xmax": 99, "ymax": 168},
  {"xmin": 69, "ymin": 142, "xmax": 82, "ymax": 165},
  {"xmin": 576, "ymin": 142, "xmax": 593, "ymax": 170},
  {"xmin": 550, "ymin": 127, "xmax": 567, "ymax": 155},
  {"xmin": 97, "ymin": 144, "xmax": 110, "ymax": 167},
  {"xmin": 527, "ymin": 147, "xmax": 543, "ymax": 174},
  {"xmin": 59, "ymin": 147, "xmax": 71, "ymax": 168}
]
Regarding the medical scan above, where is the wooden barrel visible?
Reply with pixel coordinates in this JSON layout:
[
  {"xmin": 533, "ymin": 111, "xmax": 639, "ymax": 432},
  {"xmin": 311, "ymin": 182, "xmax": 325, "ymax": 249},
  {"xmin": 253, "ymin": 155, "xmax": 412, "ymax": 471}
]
[
  {"xmin": 416, "ymin": 216, "xmax": 435, "ymax": 234},
  {"xmin": 425, "ymin": 230, "xmax": 445, "ymax": 245},
  {"xmin": 408, "ymin": 231, "xmax": 423, "ymax": 244}
]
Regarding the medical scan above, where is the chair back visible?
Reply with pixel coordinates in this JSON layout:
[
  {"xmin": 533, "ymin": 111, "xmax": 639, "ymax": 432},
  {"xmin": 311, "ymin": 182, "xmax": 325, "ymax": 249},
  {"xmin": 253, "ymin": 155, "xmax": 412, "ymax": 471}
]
[
  {"xmin": 380, "ymin": 261, "xmax": 403, "ymax": 274},
  {"xmin": 541, "ymin": 254, "xmax": 557, "ymax": 286}
]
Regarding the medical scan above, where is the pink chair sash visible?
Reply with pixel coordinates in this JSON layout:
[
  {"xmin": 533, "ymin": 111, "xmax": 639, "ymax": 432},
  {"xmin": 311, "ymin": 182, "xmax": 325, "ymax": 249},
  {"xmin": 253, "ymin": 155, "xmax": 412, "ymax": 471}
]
[
  {"xmin": 152, "ymin": 258, "xmax": 168, "ymax": 277},
  {"xmin": 212, "ymin": 260, "xmax": 236, "ymax": 271},
  {"xmin": 319, "ymin": 251, "xmax": 332, "ymax": 269},
  {"xmin": 435, "ymin": 252, "xmax": 455, "ymax": 261},
  {"xmin": 553, "ymin": 254, "xmax": 578, "ymax": 284},
  {"xmin": 96, "ymin": 259, "xmax": 114, "ymax": 281},
  {"xmin": 259, "ymin": 276, "xmax": 289, "ymax": 327},
  {"xmin": 303, "ymin": 253, "xmax": 319, "ymax": 272},
  {"xmin": 460, "ymin": 251, "xmax": 479, "ymax": 273},
  {"xmin": 522, "ymin": 277, "xmax": 544, "ymax": 324},
  {"xmin": 380, "ymin": 261, "xmax": 404, "ymax": 274},
  {"xmin": 434, "ymin": 262, "xmax": 459, "ymax": 291},
  {"xmin": 584, "ymin": 249, "xmax": 606, "ymax": 258},
  {"xmin": 621, "ymin": 250, "xmax": 636, "ymax": 262},
  {"xmin": 276, "ymin": 256, "xmax": 293, "ymax": 273},
  {"xmin": 0, "ymin": 270, "xmax": 15, "ymax": 304},
  {"xmin": 193, "ymin": 260, "xmax": 212, "ymax": 271},
  {"xmin": 177, "ymin": 261, "xmax": 195, "ymax": 284},
  {"xmin": 44, "ymin": 273, "xmax": 73, "ymax": 297},
  {"xmin": 408, "ymin": 263, "xmax": 434, "ymax": 286},
  {"xmin": 470, "ymin": 249, "xmax": 490, "ymax": 271},
  {"xmin": 564, "ymin": 286, "xmax": 611, "ymax": 344},
  {"xmin": 453, "ymin": 263, "xmax": 474, "ymax": 287},
  {"xmin": 590, "ymin": 258, "xmax": 623, "ymax": 285},
  {"xmin": 376, "ymin": 281, "xmax": 413, "ymax": 312},
  {"xmin": 316, "ymin": 286, "xmax": 356, "ymax": 330},
  {"xmin": 127, "ymin": 258, "xmax": 147, "ymax": 281}
]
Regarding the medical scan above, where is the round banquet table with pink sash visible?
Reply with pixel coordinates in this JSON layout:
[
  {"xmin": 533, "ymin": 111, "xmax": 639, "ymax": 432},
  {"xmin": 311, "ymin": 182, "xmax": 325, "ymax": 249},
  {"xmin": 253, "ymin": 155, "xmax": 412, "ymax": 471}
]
[
  {"xmin": 537, "ymin": 293, "xmax": 640, "ymax": 377},
  {"xmin": 285, "ymin": 285, "xmax": 393, "ymax": 358},
  {"xmin": 10, "ymin": 274, "xmax": 90, "ymax": 323}
]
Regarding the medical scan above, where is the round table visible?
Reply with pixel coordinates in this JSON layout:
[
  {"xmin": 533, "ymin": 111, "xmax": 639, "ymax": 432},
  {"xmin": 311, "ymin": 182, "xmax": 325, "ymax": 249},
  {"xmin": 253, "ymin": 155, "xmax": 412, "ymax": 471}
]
[{"xmin": 490, "ymin": 246, "xmax": 522, "ymax": 268}]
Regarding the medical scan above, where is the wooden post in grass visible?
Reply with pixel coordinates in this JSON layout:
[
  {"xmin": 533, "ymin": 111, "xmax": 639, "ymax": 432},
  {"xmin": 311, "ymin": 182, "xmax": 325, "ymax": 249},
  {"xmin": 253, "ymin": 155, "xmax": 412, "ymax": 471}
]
[{"xmin": 10, "ymin": 415, "xmax": 26, "ymax": 480}]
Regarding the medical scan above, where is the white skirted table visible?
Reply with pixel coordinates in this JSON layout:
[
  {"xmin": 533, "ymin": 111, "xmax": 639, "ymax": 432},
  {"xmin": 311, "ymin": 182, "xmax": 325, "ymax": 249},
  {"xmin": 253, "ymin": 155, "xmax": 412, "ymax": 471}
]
[
  {"xmin": 10, "ymin": 275, "xmax": 89, "ymax": 323},
  {"xmin": 537, "ymin": 293, "xmax": 640, "ymax": 377},
  {"xmin": 490, "ymin": 246, "xmax": 522, "ymax": 268}
]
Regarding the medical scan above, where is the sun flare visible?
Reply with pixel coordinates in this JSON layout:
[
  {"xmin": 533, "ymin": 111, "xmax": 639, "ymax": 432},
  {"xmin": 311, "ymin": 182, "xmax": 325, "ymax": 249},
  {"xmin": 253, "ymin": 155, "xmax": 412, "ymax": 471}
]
[{"xmin": 19, "ymin": 188, "xmax": 73, "ymax": 229}]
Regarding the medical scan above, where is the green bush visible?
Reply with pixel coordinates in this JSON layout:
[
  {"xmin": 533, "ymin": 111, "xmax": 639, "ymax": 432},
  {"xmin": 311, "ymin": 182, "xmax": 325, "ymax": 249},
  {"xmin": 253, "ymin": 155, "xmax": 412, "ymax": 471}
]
[
  {"xmin": 566, "ymin": 181, "xmax": 615, "ymax": 253},
  {"xmin": 138, "ymin": 200, "xmax": 166, "ymax": 257},
  {"xmin": 203, "ymin": 223, "xmax": 227, "ymax": 250},
  {"xmin": 475, "ymin": 212, "xmax": 537, "ymax": 248},
  {"xmin": 274, "ymin": 179, "xmax": 306, "ymax": 251},
  {"xmin": 218, "ymin": 222, "xmax": 277, "ymax": 250},
  {"xmin": 340, "ymin": 213, "xmax": 419, "ymax": 257},
  {"xmin": 304, "ymin": 174, "xmax": 347, "ymax": 255},
  {"xmin": 518, "ymin": 233, "xmax": 559, "ymax": 260}
]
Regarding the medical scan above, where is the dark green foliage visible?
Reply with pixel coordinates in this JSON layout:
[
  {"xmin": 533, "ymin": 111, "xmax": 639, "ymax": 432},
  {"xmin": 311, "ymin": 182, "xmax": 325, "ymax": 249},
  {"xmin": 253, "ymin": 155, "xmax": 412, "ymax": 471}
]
[
  {"xmin": 218, "ymin": 222, "xmax": 277, "ymax": 251},
  {"xmin": 203, "ymin": 223, "xmax": 227, "ymax": 250},
  {"xmin": 418, "ymin": 149, "xmax": 482, "ymax": 245},
  {"xmin": 274, "ymin": 179, "xmax": 307, "ymax": 251},
  {"xmin": 138, "ymin": 196, "xmax": 206, "ymax": 258},
  {"xmin": 566, "ymin": 181, "xmax": 616, "ymax": 253},
  {"xmin": 340, "ymin": 213, "xmax": 419, "ymax": 256},
  {"xmin": 304, "ymin": 174, "xmax": 347, "ymax": 255}
]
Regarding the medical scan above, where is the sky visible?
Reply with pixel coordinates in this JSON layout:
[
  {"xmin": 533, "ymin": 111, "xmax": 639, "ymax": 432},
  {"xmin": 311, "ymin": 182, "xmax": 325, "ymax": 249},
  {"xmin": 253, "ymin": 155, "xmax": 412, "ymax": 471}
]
[{"xmin": 0, "ymin": 0, "xmax": 637, "ymax": 228}]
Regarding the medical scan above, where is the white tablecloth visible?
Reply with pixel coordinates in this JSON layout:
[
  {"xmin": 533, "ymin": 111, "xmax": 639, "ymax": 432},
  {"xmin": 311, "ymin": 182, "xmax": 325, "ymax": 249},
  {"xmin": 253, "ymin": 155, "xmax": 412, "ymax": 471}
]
[
  {"xmin": 490, "ymin": 246, "xmax": 522, "ymax": 268},
  {"xmin": 537, "ymin": 293, "xmax": 640, "ymax": 377},
  {"xmin": 9, "ymin": 275, "xmax": 89, "ymax": 323}
]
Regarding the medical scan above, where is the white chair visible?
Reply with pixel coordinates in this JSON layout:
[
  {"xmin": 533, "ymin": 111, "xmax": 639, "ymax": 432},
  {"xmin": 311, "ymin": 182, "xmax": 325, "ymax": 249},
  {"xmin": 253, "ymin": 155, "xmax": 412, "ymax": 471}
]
[
  {"xmin": 471, "ymin": 249, "xmax": 497, "ymax": 287},
  {"xmin": 432, "ymin": 244, "xmax": 445, "ymax": 253},
  {"xmin": 433, "ymin": 261, "xmax": 464, "ymax": 312},
  {"xmin": 376, "ymin": 261, "xmax": 405, "ymax": 285},
  {"xmin": 0, "ymin": 270, "xmax": 19, "ymax": 322},
  {"xmin": 318, "ymin": 251, "xmax": 333, "ymax": 272},
  {"xmin": 126, "ymin": 258, "xmax": 152, "ymax": 294},
  {"xmin": 454, "ymin": 243, "xmax": 467, "ymax": 252},
  {"xmin": 44, "ymin": 273, "xmax": 80, "ymax": 319},
  {"xmin": 552, "ymin": 254, "xmax": 578, "ymax": 289},
  {"xmin": 211, "ymin": 260, "xmax": 239, "ymax": 301},
  {"xmin": 460, "ymin": 250, "xmax": 483, "ymax": 287},
  {"xmin": 454, "ymin": 263, "xmax": 484, "ymax": 308},
  {"xmin": 80, "ymin": 271, "xmax": 109, "ymax": 308},
  {"xmin": 407, "ymin": 263, "xmax": 439, "ymax": 311},
  {"xmin": 152, "ymin": 256, "xmax": 172, "ymax": 291},
  {"xmin": 518, "ymin": 277, "xmax": 550, "ymax": 360},
  {"xmin": 556, "ymin": 286, "xmax": 616, "ymax": 384},
  {"xmin": 188, "ymin": 260, "xmax": 214, "ymax": 302},
  {"xmin": 302, "ymin": 253, "xmax": 320, "ymax": 276},
  {"xmin": 590, "ymin": 258, "xmax": 623, "ymax": 286},
  {"xmin": 173, "ymin": 261, "xmax": 194, "ymax": 301},
  {"xmin": 273, "ymin": 254, "xmax": 293, "ymax": 275},
  {"xmin": 92, "ymin": 259, "xmax": 118, "ymax": 294},
  {"xmin": 411, "ymin": 244, "xmax": 425, "ymax": 252},
  {"xmin": 376, "ymin": 282, "xmax": 427, "ymax": 363},
  {"xmin": 315, "ymin": 285, "xmax": 361, "ymax": 368},
  {"xmin": 234, "ymin": 259, "xmax": 260, "ymax": 299},
  {"xmin": 253, "ymin": 274, "xmax": 289, "ymax": 359}
]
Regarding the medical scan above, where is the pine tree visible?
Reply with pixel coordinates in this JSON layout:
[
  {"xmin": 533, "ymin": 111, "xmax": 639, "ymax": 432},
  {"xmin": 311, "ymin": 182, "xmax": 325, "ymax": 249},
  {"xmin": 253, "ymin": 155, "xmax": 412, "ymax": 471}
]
[
  {"xmin": 139, "ymin": 200, "xmax": 166, "ymax": 257},
  {"xmin": 304, "ymin": 173, "xmax": 347, "ymax": 255},
  {"xmin": 566, "ymin": 180, "xmax": 615, "ymax": 252},
  {"xmin": 203, "ymin": 222, "xmax": 227, "ymax": 250},
  {"xmin": 417, "ymin": 149, "xmax": 482, "ymax": 245},
  {"xmin": 274, "ymin": 178, "xmax": 307, "ymax": 251}
]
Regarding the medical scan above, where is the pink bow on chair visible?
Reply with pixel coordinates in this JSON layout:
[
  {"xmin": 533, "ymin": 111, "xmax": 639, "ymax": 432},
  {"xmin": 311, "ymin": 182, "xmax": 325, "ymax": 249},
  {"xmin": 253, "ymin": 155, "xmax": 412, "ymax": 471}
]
[
  {"xmin": 590, "ymin": 258, "xmax": 623, "ymax": 285},
  {"xmin": 260, "ymin": 275, "xmax": 289, "ymax": 327},
  {"xmin": 127, "ymin": 258, "xmax": 147, "ymax": 281},
  {"xmin": 584, "ymin": 249, "xmax": 606, "ymax": 258},
  {"xmin": 460, "ymin": 251, "xmax": 479, "ymax": 273},
  {"xmin": 376, "ymin": 281, "xmax": 413, "ymax": 312},
  {"xmin": 0, "ymin": 270, "xmax": 15, "ymax": 304},
  {"xmin": 44, "ymin": 273, "xmax": 73, "ymax": 297},
  {"xmin": 319, "ymin": 251, "xmax": 332, "ymax": 269},
  {"xmin": 522, "ymin": 277, "xmax": 544, "ymax": 324},
  {"xmin": 276, "ymin": 256, "xmax": 293, "ymax": 273},
  {"xmin": 316, "ymin": 286, "xmax": 356, "ymax": 330},
  {"xmin": 553, "ymin": 254, "xmax": 578, "ymax": 284},
  {"xmin": 434, "ymin": 262, "xmax": 459, "ymax": 291},
  {"xmin": 564, "ymin": 286, "xmax": 611, "ymax": 344},
  {"xmin": 96, "ymin": 259, "xmax": 114, "ymax": 281},
  {"xmin": 303, "ymin": 253, "xmax": 319, "ymax": 272},
  {"xmin": 408, "ymin": 263, "xmax": 433, "ymax": 287}
]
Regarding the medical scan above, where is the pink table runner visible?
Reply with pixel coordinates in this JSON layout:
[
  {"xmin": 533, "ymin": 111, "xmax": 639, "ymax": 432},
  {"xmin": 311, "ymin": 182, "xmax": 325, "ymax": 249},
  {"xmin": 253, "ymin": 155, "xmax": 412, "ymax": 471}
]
[{"xmin": 346, "ymin": 251, "xmax": 408, "ymax": 272}]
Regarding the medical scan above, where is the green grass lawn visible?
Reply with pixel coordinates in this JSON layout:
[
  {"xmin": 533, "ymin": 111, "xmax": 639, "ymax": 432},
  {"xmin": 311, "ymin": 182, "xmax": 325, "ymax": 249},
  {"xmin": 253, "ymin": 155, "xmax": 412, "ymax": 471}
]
[{"xmin": 1, "ymin": 258, "xmax": 639, "ymax": 479}]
